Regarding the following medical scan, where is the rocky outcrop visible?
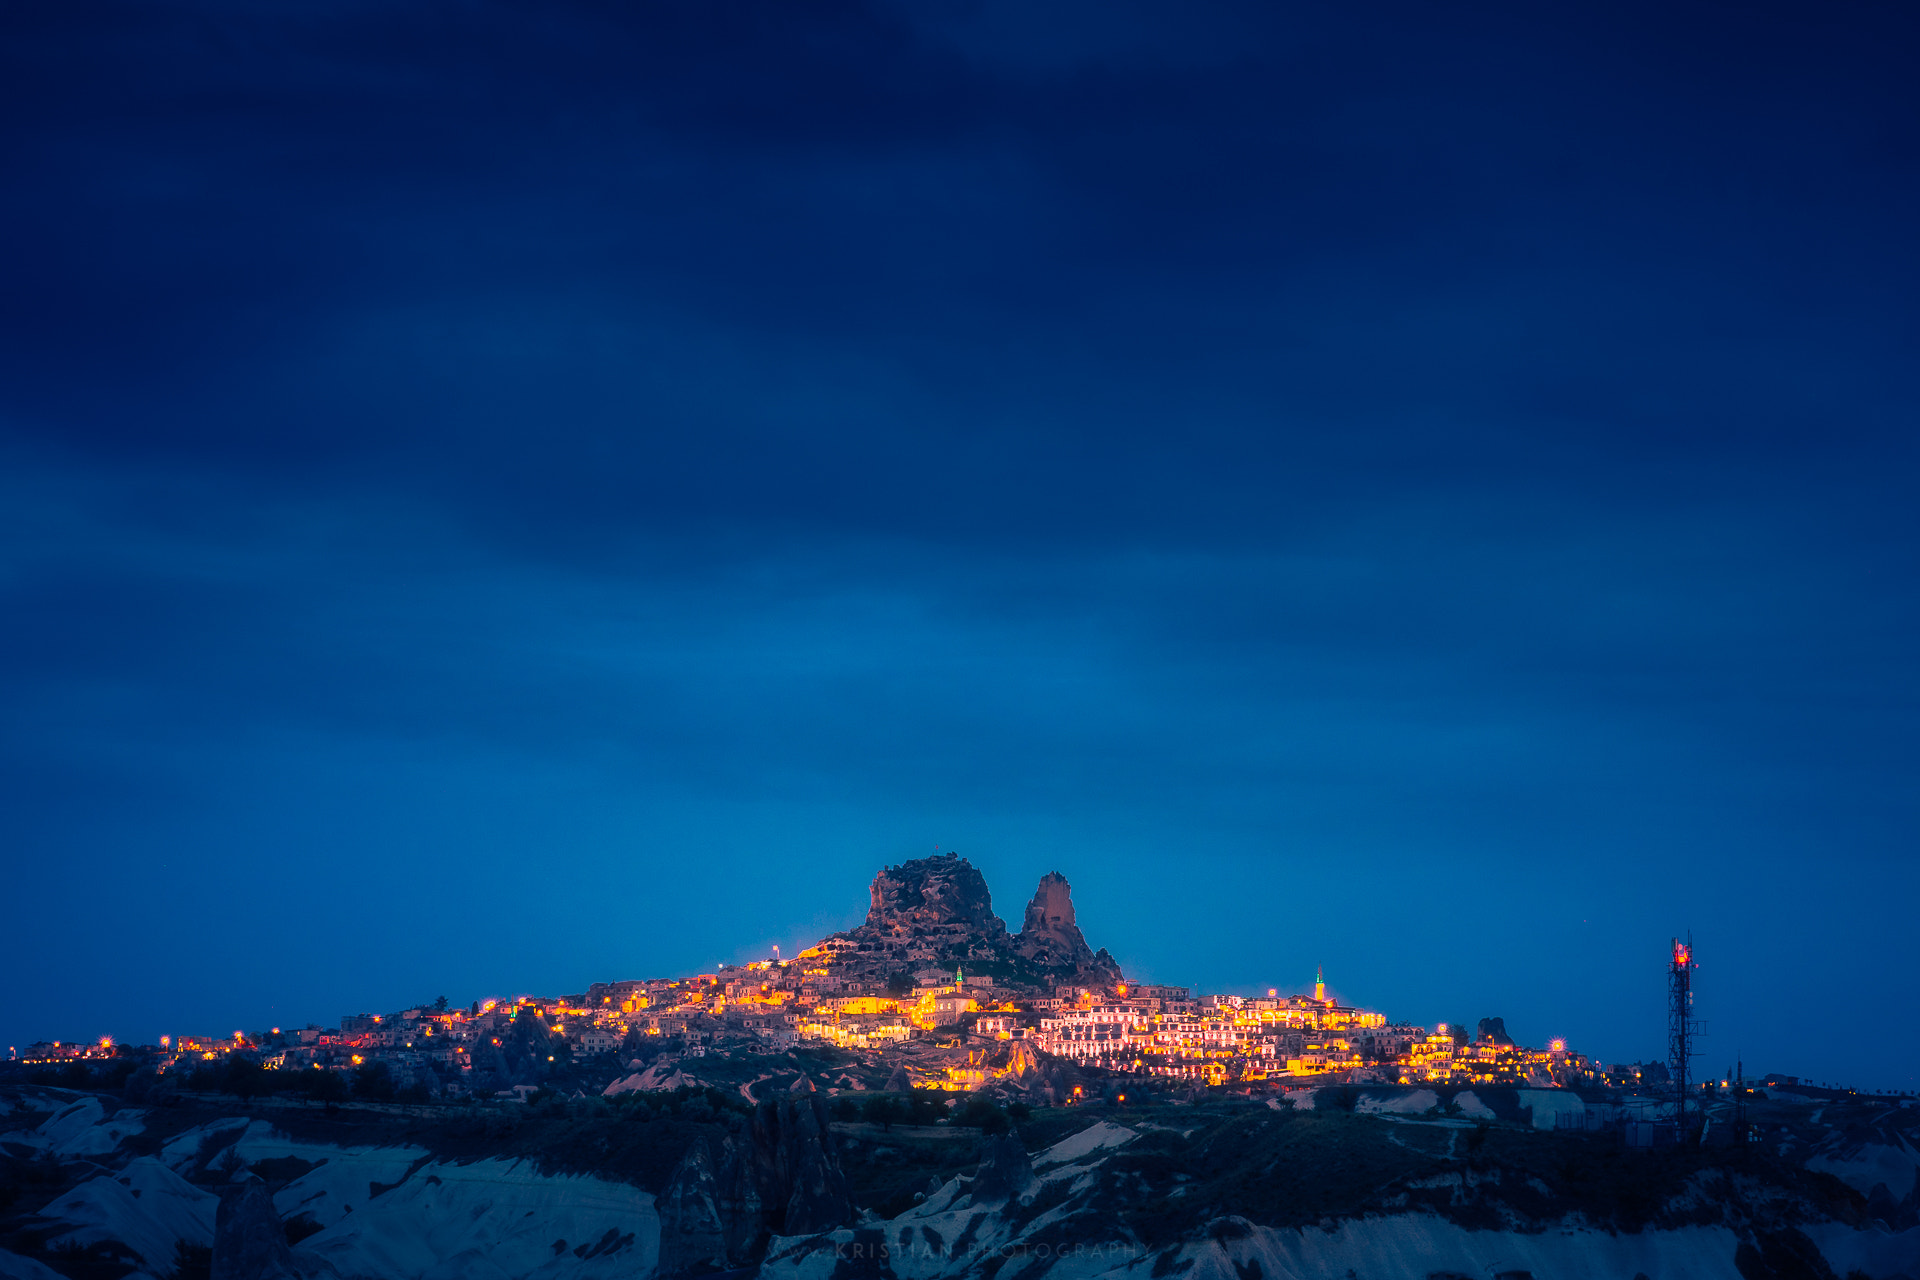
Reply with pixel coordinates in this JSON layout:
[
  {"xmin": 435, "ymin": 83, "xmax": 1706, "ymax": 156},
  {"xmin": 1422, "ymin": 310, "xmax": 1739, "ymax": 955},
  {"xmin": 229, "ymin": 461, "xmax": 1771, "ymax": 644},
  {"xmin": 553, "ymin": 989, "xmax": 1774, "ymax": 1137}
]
[
  {"xmin": 1019, "ymin": 871, "xmax": 1077, "ymax": 942},
  {"xmin": 656, "ymin": 1138, "xmax": 729, "ymax": 1278},
  {"xmin": 969, "ymin": 1133, "xmax": 1035, "ymax": 1204},
  {"xmin": 1476, "ymin": 1017, "xmax": 1515, "ymax": 1047},
  {"xmin": 659, "ymin": 1093, "xmax": 853, "ymax": 1274},
  {"xmin": 818, "ymin": 854, "xmax": 1014, "ymax": 980},
  {"xmin": 752, "ymin": 1092, "xmax": 851, "ymax": 1237},
  {"xmin": 1014, "ymin": 872, "xmax": 1122, "ymax": 984},
  {"xmin": 814, "ymin": 856, "xmax": 1120, "ymax": 992},
  {"xmin": 713, "ymin": 1135, "xmax": 765, "ymax": 1265},
  {"xmin": 1002, "ymin": 1040, "xmax": 1044, "ymax": 1080},
  {"xmin": 863, "ymin": 854, "xmax": 1006, "ymax": 939},
  {"xmin": 211, "ymin": 1179, "xmax": 303, "ymax": 1280}
]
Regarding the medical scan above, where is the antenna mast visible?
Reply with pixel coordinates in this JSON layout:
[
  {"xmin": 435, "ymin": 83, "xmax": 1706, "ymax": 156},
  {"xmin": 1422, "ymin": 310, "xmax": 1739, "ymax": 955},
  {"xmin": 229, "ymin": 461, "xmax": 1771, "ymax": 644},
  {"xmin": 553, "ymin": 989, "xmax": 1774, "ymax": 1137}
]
[{"xmin": 1668, "ymin": 934, "xmax": 1703, "ymax": 1139}]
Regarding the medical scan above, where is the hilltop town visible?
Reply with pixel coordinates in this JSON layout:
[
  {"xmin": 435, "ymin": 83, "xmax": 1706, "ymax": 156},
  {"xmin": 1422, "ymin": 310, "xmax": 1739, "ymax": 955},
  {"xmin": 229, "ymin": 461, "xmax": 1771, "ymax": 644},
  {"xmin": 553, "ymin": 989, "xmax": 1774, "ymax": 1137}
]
[
  {"xmin": 7, "ymin": 853, "xmax": 1916, "ymax": 1280},
  {"xmin": 16, "ymin": 854, "xmax": 1628, "ymax": 1104}
]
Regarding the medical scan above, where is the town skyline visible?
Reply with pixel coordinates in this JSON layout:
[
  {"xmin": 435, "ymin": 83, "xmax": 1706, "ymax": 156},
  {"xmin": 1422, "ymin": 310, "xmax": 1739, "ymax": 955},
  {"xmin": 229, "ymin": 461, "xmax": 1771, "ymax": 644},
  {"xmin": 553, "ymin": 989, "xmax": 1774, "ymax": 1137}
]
[
  {"xmin": 8, "ymin": 852, "xmax": 1893, "ymax": 1097},
  {"xmin": 7, "ymin": 856, "xmax": 1630, "ymax": 1101}
]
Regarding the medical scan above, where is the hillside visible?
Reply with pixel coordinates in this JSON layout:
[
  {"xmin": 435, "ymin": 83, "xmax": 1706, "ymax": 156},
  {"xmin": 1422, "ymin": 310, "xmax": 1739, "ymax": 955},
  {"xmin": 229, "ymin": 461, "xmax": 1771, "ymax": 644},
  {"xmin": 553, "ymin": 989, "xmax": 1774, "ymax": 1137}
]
[{"xmin": 3, "ymin": 1075, "xmax": 1914, "ymax": 1280}]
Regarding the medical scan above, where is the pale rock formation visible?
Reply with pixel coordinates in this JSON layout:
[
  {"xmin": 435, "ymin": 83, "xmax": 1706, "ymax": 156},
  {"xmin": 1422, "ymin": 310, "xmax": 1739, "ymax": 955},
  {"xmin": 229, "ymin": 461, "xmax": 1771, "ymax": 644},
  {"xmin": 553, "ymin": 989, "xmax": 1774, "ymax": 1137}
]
[{"xmin": 1013, "ymin": 872, "xmax": 1122, "ymax": 984}]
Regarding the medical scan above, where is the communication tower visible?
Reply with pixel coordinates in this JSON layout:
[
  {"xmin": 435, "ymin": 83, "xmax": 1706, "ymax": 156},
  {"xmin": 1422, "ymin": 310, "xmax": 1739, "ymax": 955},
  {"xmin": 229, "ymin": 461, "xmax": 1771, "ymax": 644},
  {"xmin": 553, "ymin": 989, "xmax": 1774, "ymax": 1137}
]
[
  {"xmin": 1732, "ymin": 1056, "xmax": 1748, "ymax": 1145},
  {"xmin": 1668, "ymin": 935, "xmax": 1704, "ymax": 1137}
]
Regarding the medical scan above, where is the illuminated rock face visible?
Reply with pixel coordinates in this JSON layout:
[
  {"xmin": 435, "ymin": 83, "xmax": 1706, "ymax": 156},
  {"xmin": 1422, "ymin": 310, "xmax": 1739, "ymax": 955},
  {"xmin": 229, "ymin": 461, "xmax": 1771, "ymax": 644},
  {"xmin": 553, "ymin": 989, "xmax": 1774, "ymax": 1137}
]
[
  {"xmin": 821, "ymin": 855, "xmax": 1119, "ymax": 989},
  {"xmin": 1020, "ymin": 871, "xmax": 1077, "ymax": 937},
  {"xmin": 1015, "ymin": 871, "xmax": 1122, "ymax": 984},
  {"xmin": 863, "ymin": 853, "xmax": 1007, "ymax": 939}
]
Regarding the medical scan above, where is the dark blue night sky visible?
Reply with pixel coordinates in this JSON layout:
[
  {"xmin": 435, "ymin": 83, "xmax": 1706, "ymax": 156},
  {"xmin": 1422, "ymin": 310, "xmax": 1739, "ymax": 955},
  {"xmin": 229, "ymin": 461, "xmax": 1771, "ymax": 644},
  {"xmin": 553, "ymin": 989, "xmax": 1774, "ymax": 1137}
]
[{"xmin": 3, "ymin": 2, "xmax": 1915, "ymax": 1090}]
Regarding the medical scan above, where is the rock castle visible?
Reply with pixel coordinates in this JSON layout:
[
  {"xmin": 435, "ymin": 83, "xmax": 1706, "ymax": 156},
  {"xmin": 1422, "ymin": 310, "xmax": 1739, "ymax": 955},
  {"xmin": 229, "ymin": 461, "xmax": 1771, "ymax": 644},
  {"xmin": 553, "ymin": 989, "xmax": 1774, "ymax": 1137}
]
[{"xmin": 809, "ymin": 853, "xmax": 1122, "ymax": 991}]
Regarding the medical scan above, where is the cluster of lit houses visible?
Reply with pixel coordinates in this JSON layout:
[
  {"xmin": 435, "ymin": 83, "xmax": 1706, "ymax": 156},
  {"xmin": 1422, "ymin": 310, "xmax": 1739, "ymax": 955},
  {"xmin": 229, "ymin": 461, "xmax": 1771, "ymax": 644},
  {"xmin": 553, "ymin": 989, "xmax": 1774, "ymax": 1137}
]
[
  {"xmin": 790, "ymin": 964, "xmax": 1591, "ymax": 1089},
  {"xmin": 14, "ymin": 959, "xmax": 1592, "ymax": 1092}
]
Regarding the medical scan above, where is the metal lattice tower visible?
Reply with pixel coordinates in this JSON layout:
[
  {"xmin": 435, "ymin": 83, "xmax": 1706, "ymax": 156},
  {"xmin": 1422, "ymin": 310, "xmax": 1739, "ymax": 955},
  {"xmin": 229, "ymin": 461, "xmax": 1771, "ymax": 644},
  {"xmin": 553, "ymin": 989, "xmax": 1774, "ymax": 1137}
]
[{"xmin": 1668, "ymin": 935, "xmax": 1703, "ymax": 1136}]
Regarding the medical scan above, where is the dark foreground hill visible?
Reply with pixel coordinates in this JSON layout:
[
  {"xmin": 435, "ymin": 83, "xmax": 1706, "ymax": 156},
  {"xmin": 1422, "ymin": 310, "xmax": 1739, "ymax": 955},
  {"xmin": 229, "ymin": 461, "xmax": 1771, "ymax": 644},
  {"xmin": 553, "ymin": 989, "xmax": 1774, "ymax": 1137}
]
[{"xmin": 4, "ymin": 1076, "xmax": 1916, "ymax": 1280}]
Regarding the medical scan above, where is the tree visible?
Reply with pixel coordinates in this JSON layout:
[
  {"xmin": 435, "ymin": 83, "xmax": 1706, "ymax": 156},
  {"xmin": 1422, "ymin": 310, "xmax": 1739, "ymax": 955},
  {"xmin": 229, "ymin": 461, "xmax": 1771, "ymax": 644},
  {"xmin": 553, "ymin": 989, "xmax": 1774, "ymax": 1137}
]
[
  {"xmin": 1324, "ymin": 1085, "xmax": 1361, "ymax": 1113},
  {"xmin": 352, "ymin": 1062, "xmax": 396, "ymax": 1102},
  {"xmin": 223, "ymin": 1055, "xmax": 265, "ymax": 1101},
  {"xmin": 904, "ymin": 1090, "xmax": 945, "ymax": 1126},
  {"xmin": 122, "ymin": 1067, "xmax": 159, "ymax": 1102},
  {"xmin": 953, "ymin": 1094, "xmax": 1010, "ymax": 1135},
  {"xmin": 305, "ymin": 1070, "xmax": 349, "ymax": 1105},
  {"xmin": 433, "ymin": 995, "xmax": 450, "ymax": 1012},
  {"xmin": 862, "ymin": 1094, "xmax": 903, "ymax": 1131}
]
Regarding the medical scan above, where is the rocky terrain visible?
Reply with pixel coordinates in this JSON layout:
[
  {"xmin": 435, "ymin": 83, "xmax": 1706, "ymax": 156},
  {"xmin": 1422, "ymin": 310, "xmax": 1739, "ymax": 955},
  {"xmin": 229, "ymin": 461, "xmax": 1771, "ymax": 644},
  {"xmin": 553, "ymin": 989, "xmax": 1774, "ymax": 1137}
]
[
  {"xmin": 817, "ymin": 856, "xmax": 1121, "ymax": 991},
  {"xmin": 4, "ymin": 1073, "xmax": 1915, "ymax": 1280},
  {"xmin": 1009, "ymin": 874, "xmax": 1120, "ymax": 988}
]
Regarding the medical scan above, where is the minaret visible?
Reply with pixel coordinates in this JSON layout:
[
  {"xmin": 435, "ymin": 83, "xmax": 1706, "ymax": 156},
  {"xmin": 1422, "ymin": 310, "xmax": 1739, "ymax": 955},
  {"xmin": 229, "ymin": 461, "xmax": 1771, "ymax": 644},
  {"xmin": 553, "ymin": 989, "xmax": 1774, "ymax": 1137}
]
[{"xmin": 1314, "ymin": 965, "xmax": 1325, "ymax": 1002}]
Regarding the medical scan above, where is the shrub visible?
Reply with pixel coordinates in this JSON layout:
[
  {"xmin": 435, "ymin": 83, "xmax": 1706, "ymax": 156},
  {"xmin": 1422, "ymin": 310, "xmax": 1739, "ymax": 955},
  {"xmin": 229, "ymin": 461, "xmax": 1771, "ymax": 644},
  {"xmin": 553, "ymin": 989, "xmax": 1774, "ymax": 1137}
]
[{"xmin": 954, "ymin": 1095, "xmax": 1010, "ymax": 1135}]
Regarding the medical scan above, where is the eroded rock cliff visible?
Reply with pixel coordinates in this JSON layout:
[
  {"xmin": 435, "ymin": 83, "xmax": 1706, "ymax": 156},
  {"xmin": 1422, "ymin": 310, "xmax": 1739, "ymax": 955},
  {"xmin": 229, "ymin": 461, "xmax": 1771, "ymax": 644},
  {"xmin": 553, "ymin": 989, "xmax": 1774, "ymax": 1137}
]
[
  {"xmin": 655, "ymin": 1093, "xmax": 853, "ymax": 1275},
  {"xmin": 1013, "ymin": 871, "xmax": 1122, "ymax": 984},
  {"xmin": 863, "ymin": 854, "xmax": 1006, "ymax": 940},
  {"xmin": 818, "ymin": 855, "xmax": 1121, "ymax": 991}
]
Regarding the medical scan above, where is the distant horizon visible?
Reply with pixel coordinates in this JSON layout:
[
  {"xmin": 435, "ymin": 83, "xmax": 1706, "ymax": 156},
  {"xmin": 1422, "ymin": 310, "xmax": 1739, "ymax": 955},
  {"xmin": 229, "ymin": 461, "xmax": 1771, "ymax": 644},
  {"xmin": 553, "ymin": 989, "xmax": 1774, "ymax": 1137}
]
[
  {"xmin": 5, "ymin": 2, "xmax": 1915, "ymax": 1098},
  {"xmin": 9, "ymin": 850, "xmax": 1892, "ymax": 1095}
]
